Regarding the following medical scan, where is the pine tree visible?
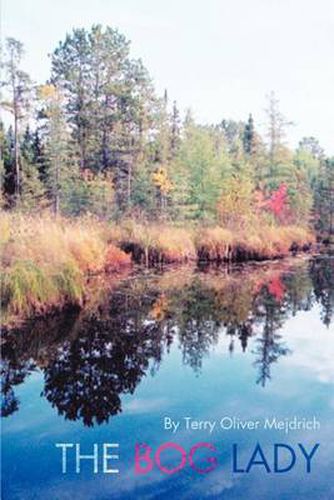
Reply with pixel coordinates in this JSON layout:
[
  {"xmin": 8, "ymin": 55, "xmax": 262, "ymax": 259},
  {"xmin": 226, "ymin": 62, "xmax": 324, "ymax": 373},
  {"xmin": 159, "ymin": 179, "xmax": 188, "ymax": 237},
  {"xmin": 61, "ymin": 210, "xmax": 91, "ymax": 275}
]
[
  {"xmin": 19, "ymin": 125, "xmax": 46, "ymax": 210},
  {"xmin": 0, "ymin": 38, "xmax": 32, "ymax": 202},
  {"xmin": 316, "ymin": 159, "xmax": 334, "ymax": 239},
  {"xmin": 38, "ymin": 84, "xmax": 74, "ymax": 215},
  {"xmin": 243, "ymin": 114, "xmax": 255, "ymax": 156},
  {"xmin": 0, "ymin": 121, "xmax": 5, "ymax": 208},
  {"xmin": 170, "ymin": 101, "xmax": 181, "ymax": 158},
  {"xmin": 51, "ymin": 25, "xmax": 155, "ymax": 211},
  {"xmin": 32, "ymin": 129, "xmax": 46, "ymax": 182},
  {"xmin": 1, "ymin": 126, "xmax": 16, "ymax": 205},
  {"xmin": 265, "ymin": 91, "xmax": 293, "ymax": 183},
  {"xmin": 151, "ymin": 91, "xmax": 174, "ymax": 213}
]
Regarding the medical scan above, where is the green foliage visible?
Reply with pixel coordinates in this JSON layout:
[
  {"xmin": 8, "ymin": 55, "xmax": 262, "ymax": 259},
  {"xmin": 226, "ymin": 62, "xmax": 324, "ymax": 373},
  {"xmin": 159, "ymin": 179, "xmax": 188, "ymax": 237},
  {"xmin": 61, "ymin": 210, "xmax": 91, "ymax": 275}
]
[
  {"xmin": 243, "ymin": 114, "xmax": 255, "ymax": 156},
  {"xmin": 172, "ymin": 119, "xmax": 232, "ymax": 220},
  {"xmin": 2, "ymin": 260, "xmax": 56, "ymax": 315},
  {"xmin": 1, "ymin": 258, "xmax": 85, "ymax": 318},
  {"xmin": 19, "ymin": 158, "xmax": 46, "ymax": 211},
  {"xmin": 0, "ymin": 31, "xmax": 331, "ymax": 234},
  {"xmin": 51, "ymin": 25, "xmax": 155, "ymax": 209},
  {"xmin": 61, "ymin": 170, "xmax": 114, "ymax": 218},
  {"xmin": 131, "ymin": 160, "xmax": 156, "ymax": 213},
  {"xmin": 1, "ymin": 38, "xmax": 32, "ymax": 201},
  {"xmin": 54, "ymin": 262, "xmax": 84, "ymax": 303},
  {"xmin": 315, "ymin": 158, "xmax": 334, "ymax": 237}
]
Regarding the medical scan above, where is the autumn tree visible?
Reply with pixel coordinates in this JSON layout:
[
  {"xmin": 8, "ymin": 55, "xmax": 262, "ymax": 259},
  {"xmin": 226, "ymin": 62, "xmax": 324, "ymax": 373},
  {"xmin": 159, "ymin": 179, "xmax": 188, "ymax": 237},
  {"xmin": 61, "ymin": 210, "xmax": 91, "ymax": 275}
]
[{"xmin": 217, "ymin": 172, "xmax": 255, "ymax": 230}]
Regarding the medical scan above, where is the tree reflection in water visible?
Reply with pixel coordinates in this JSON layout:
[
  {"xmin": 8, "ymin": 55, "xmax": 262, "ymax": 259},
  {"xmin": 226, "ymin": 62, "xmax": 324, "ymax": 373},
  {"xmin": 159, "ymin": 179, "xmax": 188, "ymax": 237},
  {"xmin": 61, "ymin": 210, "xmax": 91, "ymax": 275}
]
[
  {"xmin": 252, "ymin": 285, "xmax": 290, "ymax": 387},
  {"xmin": 1, "ymin": 257, "xmax": 333, "ymax": 425},
  {"xmin": 310, "ymin": 256, "xmax": 334, "ymax": 327},
  {"xmin": 1, "ymin": 356, "xmax": 35, "ymax": 417},
  {"xmin": 43, "ymin": 301, "xmax": 166, "ymax": 426}
]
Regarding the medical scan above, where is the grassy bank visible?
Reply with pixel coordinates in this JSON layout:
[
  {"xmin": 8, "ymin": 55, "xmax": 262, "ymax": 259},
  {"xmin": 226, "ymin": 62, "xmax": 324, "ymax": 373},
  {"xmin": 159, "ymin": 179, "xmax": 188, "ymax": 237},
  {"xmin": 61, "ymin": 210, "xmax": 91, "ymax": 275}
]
[
  {"xmin": 113, "ymin": 220, "xmax": 314, "ymax": 264},
  {"xmin": 112, "ymin": 221, "xmax": 197, "ymax": 265},
  {"xmin": 1, "ymin": 212, "xmax": 315, "ymax": 321},
  {"xmin": 0, "ymin": 213, "xmax": 130, "ymax": 320},
  {"xmin": 195, "ymin": 225, "xmax": 314, "ymax": 262}
]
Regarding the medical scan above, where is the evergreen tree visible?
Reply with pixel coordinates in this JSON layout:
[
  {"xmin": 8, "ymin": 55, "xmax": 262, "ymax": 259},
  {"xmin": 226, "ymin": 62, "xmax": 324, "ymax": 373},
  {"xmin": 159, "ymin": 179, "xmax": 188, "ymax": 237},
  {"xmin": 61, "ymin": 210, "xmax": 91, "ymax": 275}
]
[
  {"xmin": 316, "ymin": 158, "xmax": 334, "ymax": 239},
  {"xmin": 265, "ymin": 91, "xmax": 293, "ymax": 185},
  {"xmin": 32, "ymin": 129, "xmax": 46, "ymax": 182},
  {"xmin": 1, "ymin": 126, "xmax": 15, "ymax": 204},
  {"xmin": 298, "ymin": 137, "xmax": 324, "ymax": 160},
  {"xmin": 151, "ymin": 91, "xmax": 174, "ymax": 214},
  {"xmin": 51, "ymin": 25, "xmax": 155, "ymax": 210},
  {"xmin": 0, "ymin": 38, "xmax": 32, "ymax": 202},
  {"xmin": 38, "ymin": 84, "xmax": 74, "ymax": 215},
  {"xmin": 243, "ymin": 113, "xmax": 255, "ymax": 156},
  {"xmin": 0, "ymin": 121, "xmax": 5, "ymax": 207},
  {"xmin": 19, "ymin": 125, "xmax": 46, "ymax": 210},
  {"xmin": 170, "ymin": 100, "xmax": 181, "ymax": 158}
]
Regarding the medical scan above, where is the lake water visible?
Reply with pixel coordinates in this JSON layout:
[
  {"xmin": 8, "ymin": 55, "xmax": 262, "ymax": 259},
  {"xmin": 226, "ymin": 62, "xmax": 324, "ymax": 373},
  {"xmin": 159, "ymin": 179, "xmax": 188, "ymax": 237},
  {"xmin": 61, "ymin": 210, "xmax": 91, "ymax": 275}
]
[{"xmin": 1, "ymin": 256, "xmax": 334, "ymax": 499}]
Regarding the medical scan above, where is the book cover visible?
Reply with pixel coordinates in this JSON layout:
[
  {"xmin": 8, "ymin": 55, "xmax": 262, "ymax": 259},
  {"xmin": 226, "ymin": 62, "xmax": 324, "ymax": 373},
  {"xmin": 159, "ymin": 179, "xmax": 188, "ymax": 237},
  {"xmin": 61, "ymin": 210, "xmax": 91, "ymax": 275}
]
[{"xmin": 1, "ymin": 1, "xmax": 333, "ymax": 499}]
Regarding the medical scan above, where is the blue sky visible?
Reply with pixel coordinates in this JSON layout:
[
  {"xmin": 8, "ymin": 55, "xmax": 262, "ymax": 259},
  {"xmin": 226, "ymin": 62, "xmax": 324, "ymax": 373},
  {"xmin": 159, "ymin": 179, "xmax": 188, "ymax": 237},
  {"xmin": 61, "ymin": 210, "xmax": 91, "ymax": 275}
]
[{"xmin": 2, "ymin": 0, "xmax": 333, "ymax": 153}]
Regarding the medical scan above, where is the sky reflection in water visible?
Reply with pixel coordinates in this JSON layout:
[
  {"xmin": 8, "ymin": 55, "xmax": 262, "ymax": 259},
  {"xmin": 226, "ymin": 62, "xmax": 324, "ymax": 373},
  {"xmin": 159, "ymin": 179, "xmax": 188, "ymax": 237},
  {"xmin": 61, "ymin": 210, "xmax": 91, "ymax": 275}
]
[{"xmin": 1, "ymin": 256, "xmax": 334, "ymax": 499}]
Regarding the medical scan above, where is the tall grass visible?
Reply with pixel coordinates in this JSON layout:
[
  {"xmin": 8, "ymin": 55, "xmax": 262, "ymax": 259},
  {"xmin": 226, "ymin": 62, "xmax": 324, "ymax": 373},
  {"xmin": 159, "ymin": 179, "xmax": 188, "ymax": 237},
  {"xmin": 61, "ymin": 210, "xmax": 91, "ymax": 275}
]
[
  {"xmin": 195, "ymin": 227, "xmax": 234, "ymax": 261},
  {"xmin": 115, "ymin": 221, "xmax": 196, "ymax": 264},
  {"xmin": 1, "ymin": 211, "xmax": 315, "ymax": 322},
  {"xmin": 1, "ymin": 212, "xmax": 130, "ymax": 320},
  {"xmin": 196, "ymin": 224, "xmax": 314, "ymax": 262},
  {"xmin": 114, "ymin": 221, "xmax": 314, "ymax": 264}
]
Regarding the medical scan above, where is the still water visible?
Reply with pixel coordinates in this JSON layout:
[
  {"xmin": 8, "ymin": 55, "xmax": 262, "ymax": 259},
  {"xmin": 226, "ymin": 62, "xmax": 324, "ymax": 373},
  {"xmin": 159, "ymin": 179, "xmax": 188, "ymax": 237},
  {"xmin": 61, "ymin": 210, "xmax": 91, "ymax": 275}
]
[{"xmin": 1, "ymin": 256, "xmax": 334, "ymax": 499}]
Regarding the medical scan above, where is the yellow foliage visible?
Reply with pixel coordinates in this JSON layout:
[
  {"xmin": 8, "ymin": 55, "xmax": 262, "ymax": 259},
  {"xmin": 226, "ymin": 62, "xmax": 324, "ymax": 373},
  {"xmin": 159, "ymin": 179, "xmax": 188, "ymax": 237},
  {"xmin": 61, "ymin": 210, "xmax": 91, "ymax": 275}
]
[
  {"xmin": 38, "ymin": 83, "xmax": 57, "ymax": 100},
  {"xmin": 217, "ymin": 175, "xmax": 255, "ymax": 230},
  {"xmin": 152, "ymin": 167, "xmax": 173, "ymax": 194},
  {"xmin": 150, "ymin": 294, "xmax": 169, "ymax": 321}
]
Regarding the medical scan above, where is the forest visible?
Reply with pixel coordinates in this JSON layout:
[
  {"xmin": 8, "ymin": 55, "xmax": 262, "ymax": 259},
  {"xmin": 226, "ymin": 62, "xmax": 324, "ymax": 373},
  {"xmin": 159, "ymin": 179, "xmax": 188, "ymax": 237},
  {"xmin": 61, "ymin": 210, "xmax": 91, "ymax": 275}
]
[{"xmin": 1, "ymin": 24, "xmax": 333, "ymax": 321}]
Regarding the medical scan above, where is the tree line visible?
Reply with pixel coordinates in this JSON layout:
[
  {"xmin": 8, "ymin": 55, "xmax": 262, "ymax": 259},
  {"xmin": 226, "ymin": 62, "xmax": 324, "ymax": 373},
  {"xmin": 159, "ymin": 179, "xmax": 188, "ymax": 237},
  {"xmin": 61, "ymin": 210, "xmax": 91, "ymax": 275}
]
[{"xmin": 0, "ymin": 25, "xmax": 333, "ymax": 236}]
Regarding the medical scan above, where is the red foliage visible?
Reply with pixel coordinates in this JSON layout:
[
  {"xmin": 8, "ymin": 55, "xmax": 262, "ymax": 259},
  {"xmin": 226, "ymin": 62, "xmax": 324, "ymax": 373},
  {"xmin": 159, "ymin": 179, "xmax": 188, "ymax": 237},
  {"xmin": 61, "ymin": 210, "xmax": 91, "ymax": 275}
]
[
  {"xmin": 255, "ymin": 183, "xmax": 289, "ymax": 223},
  {"xmin": 267, "ymin": 184, "xmax": 288, "ymax": 219},
  {"xmin": 268, "ymin": 277, "xmax": 285, "ymax": 302},
  {"xmin": 104, "ymin": 245, "xmax": 131, "ymax": 272}
]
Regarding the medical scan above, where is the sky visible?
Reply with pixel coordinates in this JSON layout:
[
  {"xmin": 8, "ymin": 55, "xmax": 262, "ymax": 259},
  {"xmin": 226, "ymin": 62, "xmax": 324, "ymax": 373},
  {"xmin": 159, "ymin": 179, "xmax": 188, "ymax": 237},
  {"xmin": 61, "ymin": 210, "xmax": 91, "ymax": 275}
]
[{"xmin": 1, "ymin": 0, "xmax": 333, "ymax": 153}]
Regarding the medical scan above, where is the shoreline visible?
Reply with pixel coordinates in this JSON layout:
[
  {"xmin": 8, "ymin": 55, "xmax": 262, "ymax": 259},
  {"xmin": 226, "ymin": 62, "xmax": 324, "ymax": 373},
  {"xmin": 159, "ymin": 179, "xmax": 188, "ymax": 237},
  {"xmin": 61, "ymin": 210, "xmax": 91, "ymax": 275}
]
[
  {"xmin": 1, "ymin": 247, "xmax": 320, "ymax": 330},
  {"xmin": 0, "ymin": 212, "xmax": 321, "ymax": 327}
]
